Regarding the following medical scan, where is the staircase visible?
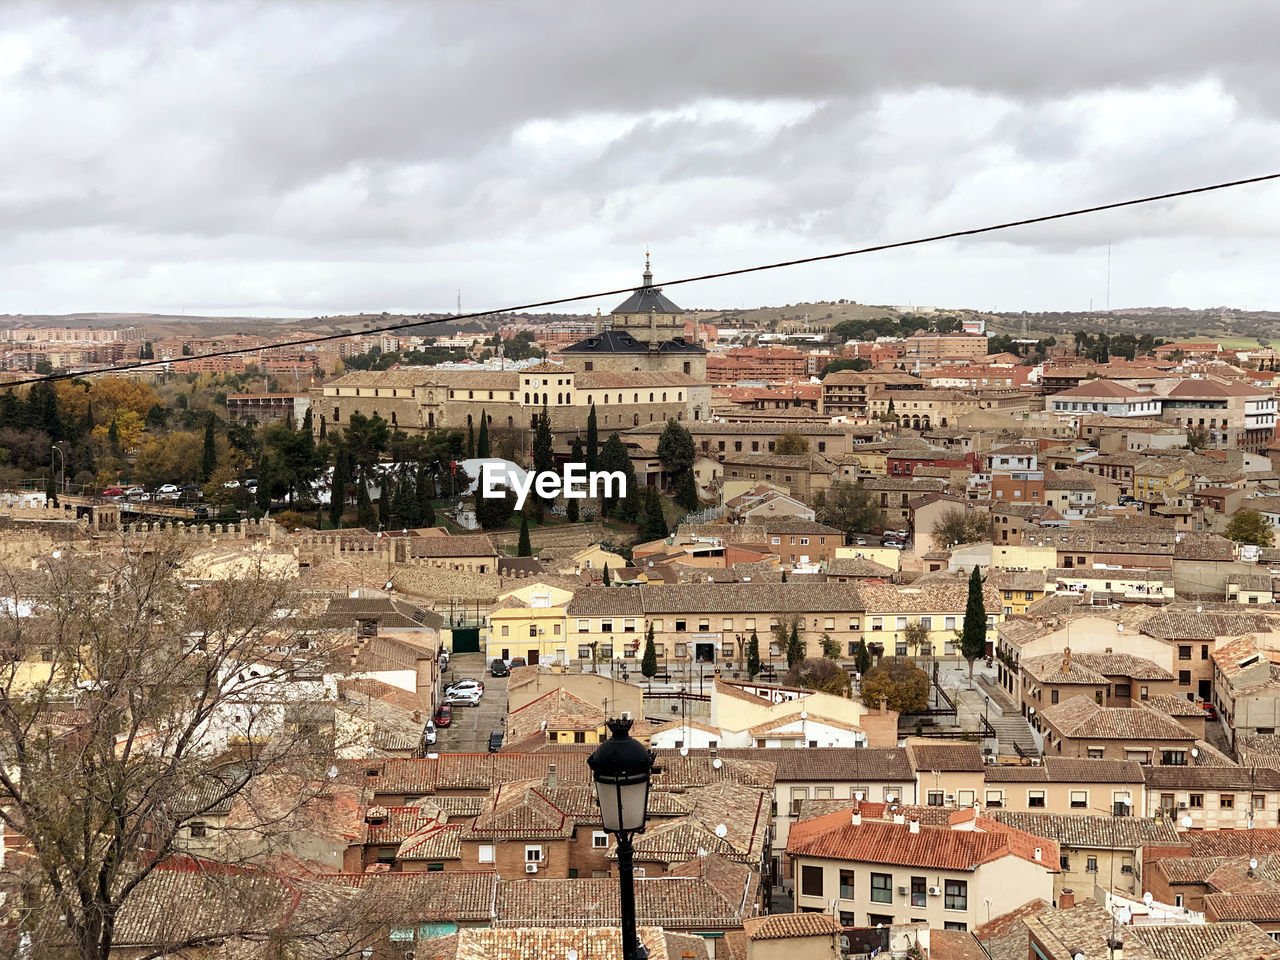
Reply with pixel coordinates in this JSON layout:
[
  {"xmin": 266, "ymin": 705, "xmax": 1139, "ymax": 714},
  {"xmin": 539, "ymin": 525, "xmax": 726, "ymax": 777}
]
[{"xmin": 988, "ymin": 715, "xmax": 1041, "ymax": 758}]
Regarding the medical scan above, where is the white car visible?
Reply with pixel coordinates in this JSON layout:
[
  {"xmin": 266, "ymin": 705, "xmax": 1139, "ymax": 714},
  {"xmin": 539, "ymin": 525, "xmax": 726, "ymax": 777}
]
[
  {"xmin": 222, "ymin": 480, "xmax": 241, "ymax": 489},
  {"xmin": 157, "ymin": 484, "xmax": 180, "ymax": 499},
  {"xmin": 446, "ymin": 679, "xmax": 485, "ymax": 696},
  {"xmin": 445, "ymin": 689, "xmax": 481, "ymax": 707},
  {"xmin": 123, "ymin": 486, "xmax": 145, "ymax": 497},
  {"xmin": 421, "ymin": 722, "xmax": 437, "ymax": 746}
]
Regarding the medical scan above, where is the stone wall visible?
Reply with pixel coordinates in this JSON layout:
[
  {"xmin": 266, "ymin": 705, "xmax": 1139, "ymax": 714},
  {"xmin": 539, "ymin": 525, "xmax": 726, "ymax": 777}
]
[{"xmin": 489, "ymin": 521, "xmax": 605, "ymax": 551}]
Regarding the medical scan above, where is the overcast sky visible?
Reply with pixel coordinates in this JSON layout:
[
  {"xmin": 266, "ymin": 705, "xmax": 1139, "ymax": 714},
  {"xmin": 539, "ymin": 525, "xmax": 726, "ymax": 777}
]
[{"xmin": 4, "ymin": 2, "xmax": 1280, "ymax": 318}]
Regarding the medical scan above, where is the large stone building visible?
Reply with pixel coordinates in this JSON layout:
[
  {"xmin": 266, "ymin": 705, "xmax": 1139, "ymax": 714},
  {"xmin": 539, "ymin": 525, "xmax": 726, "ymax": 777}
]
[{"xmin": 313, "ymin": 258, "xmax": 712, "ymax": 437}]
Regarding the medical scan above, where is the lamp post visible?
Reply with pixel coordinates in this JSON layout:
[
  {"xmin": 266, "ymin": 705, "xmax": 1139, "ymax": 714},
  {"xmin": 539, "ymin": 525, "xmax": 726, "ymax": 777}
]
[{"xmin": 588, "ymin": 717, "xmax": 657, "ymax": 960}]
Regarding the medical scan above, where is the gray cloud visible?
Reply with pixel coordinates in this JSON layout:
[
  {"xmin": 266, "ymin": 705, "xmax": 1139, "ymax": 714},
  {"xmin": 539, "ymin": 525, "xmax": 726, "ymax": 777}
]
[{"xmin": 0, "ymin": 1, "xmax": 1279, "ymax": 314}]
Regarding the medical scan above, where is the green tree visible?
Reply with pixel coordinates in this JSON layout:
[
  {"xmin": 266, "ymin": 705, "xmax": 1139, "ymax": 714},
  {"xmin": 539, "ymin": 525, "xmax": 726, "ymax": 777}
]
[
  {"xmin": 860, "ymin": 657, "xmax": 930, "ymax": 714},
  {"xmin": 852, "ymin": 638, "xmax": 872, "ymax": 675},
  {"xmin": 476, "ymin": 410, "xmax": 490, "ymax": 458},
  {"xmin": 255, "ymin": 456, "xmax": 273, "ymax": 513},
  {"xmin": 638, "ymin": 486, "xmax": 668, "ymax": 541},
  {"xmin": 532, "ymin": 403, "xmax": 555, "ymax": 504},
  {"xmin": 356, "ymin": 479, "xmax": 376, "ymax": 529},
  {"xmin": 746, "ymin": 631, "xmax": 761, "ymax": 679},
  {"xmin": 343, "ymin": 412, "xmax": 390, "ymax": 488},
  {"xmin": 821, "ymin": 633, "xmax": 840, "ymax": 659},
  {"xmin": 902, "ymin": 619, "xmax": 931, "ymax": 659},
  {"xmin": 475, "ymin": 487, "xmax": 516, "ymax": 529},
  {"xmin": 466, "ymin": 419, "xmax": 475, "ymax": 459},
  {"xmin": 674, "ymin": 470, "xmax": 699, "ymax": 512},
  {"xmin": 641, "ymin": 623, "xmax": 657, "ymax": 679},
  {"xmin": 774, "ymin": 433, "xmax": 810, "ymax": 455},
  {"xmin": 416, "ymin": 465, "xmax": 435, "ymax": 527},
  {"xmin": 566, "ymin": 496, "xmax": 580, "ymax": 523},
  {"xmin": 585, "ymin": 405, "xmax": 600, "ymax": 474},
  {"xmin": 657, "ymin": 418, "xmax": 695, "ymax": 486},
  {"xmin": 517, "ymin": 514, "xmax": 532, "ymax": 556},
  {"xmin": 200, "ymin": 414, "xmax": 217, "ymax": 481},
  {"xmin": 786, "ymin": 620, "xmax": 804, "ymax": 670},
  {"xmin": 107, "ymin": 417, "xmax": 120, "ymax": 456},
  {"xmin": 602, "ymin": 563, "xmax": 611, "ymax": 586},
  {"xmin": 814, "ymin": 480, "xmax": 883, "ymax": 535},
  {"xmin": 1225, "ymin": 509, "xmax": 1274, "ymax": 547},
  {"xmin": 599, "ymin": 433, "xmax": 635, "ymax": 520},
  {"xmin": 1185, "ymin": 426, "xmax": 1210, "ymax": 451},
  {"xmin": 377, "ymin": 481, "xmax": 390, "ymax": 529},
  {"xmin": 961, "ymin": 564, "xmax": 988, "ymax": 679},
  {"xmin": 328, "ymin": 452, "xmax": 347, "ymax": 528},
  {"xmin": 263, "ymin": 418, "xmax": 322, "ymax": 506}
]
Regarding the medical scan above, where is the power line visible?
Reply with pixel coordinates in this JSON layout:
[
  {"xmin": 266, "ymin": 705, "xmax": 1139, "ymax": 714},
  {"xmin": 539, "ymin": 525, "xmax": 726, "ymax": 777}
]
[{"xmin": 6, "ymin": 170, "xmax": 1280, "ymax": 390}]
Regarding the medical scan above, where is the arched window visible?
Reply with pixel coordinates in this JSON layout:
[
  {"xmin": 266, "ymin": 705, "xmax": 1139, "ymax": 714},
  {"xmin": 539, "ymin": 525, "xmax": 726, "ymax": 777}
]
[
  {"xmin": 466, "ymin": 413, "xmax": 472, "ymax": 426},
  {"xmin": 633, "ymin": 393, "xmax": 639, "ymax": 403},
  {"xmin": 565, "ymin": 393, "xmax": 571, "ymax": 403},
  {"xmin": 557, "ymin": 393, "xmax": 563, "ymax": 405},
  {"xmin": 649, "ymin": 393, "xmax": 654, "ymax": 402},
  {"xmin": 524, "ymin": 393, "xmax": 530, "ymax": 404},
  {"xmin": 678, "ymin": 392, "xmax": 683, "ymax": 401},
  {"xmin": 589, "ymin": 395, "xmax": 594, "ymax": 404},
  {"xmin": 618, "ymin": 394, "xmax": 623, "ymax": 403},
  {"xmin": 633, "ymin": 413, "xmax": 640, "ymax": 426},
  {"xmin": 662, "ymin": 392, "xmax": 667, "ymax": 402},
  {"xmin": 507, "ymin": 416, "xmax": 514, "ymax": 428}
]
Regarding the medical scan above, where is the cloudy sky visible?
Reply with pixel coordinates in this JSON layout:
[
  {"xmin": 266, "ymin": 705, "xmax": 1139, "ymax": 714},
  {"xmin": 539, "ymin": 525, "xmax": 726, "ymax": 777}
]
[{"xmin": 4, "ymin": 2, "xmax": 1280, "ymax": 317}]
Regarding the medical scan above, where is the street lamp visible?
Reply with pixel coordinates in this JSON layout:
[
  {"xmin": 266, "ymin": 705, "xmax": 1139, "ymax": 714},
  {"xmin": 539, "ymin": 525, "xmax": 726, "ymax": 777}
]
[{"xmin": 588, "ymin": 717, "xmax": 657, "ymax": 960}]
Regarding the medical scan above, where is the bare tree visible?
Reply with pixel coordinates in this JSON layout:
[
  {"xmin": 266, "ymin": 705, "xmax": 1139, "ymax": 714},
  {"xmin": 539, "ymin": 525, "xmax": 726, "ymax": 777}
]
[{"xmin": 0, "ymin": 535, "xmax": 371, "ymax": 960}]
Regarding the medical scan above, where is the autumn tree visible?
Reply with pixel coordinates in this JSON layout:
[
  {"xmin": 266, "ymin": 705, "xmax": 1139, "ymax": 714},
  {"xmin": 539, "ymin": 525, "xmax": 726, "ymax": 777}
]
[
  {"xmin": 859, "ymin": 657, "xmax": 930, "ymax": 714},
  {"xmin": 814, "ymin": 480, "xmax": 883, "ymax": 535},
  {"xmin": 0, "ymin": 538, "xmax": 360, "ymax": 960},
  {"xmin": 931, "ymin": 508, "xmax": 991, "ymax": 547},
  {"xmin": 774, "ymin": 432, "xmax": 810, "ymax": 455}
]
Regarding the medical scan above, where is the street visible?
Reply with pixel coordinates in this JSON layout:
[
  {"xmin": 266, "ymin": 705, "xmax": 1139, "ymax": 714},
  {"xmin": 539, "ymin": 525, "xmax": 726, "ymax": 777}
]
[{"xmin": 433, "ymin": 652, "xmax": 509, "ymax": 753}]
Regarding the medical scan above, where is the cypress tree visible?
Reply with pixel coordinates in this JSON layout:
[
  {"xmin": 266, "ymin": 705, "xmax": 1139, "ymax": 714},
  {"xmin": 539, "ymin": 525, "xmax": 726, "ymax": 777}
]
[
  {"xmin": 329, "ymin": 448, "xmax": 347, "ymax": 528},
  {"xmin": 602, "ymin": 563, "xmax": 611, "ymax": 586},
  {"xmin": 256, "ymin": 457, "xmax": 272, "ymax": 514},
  {"xmin": 746, "ymin": 631, "xmax": 761, "ymax": 679},
  {"xmin": 200, "ymin": 415, "xmax": 217, "ymax": 481},
  {"xmin": 641, "ymin": 623, "xmax": 657, "ymax": 679},
  {"xmin": 642, "ymin": 486, "xmax": 667, "ymax": 540},
  {"xmin": 517, "ymin": 514, "xmax": 532, "ymax": 557},
  {"xmin": 566, "ymin": 496, "xmax": 579, "ymax": 523},
  {"xmin": 476, "ymin": 410, "xmax": 490, "ymax": 459},
  {"xmin": 416, "ymin": 466, "xmax": 434, "ymax": 527},
  {"xmin": 107, "ymin": 418, "xmax": 120, "ymax": 456},
  {"xmin": 466, "ymin": 419, "xmax": 475, "ymax": 459},
  {"xmin": 961, "ymin": 564, "xmax": 988, "ymax": 680},
  {"xmin": 786, "ymin": 620, "xmax": 803, "ymax": 670},
  {"xmin": 674, "ymin": 470, "xmax": 698, "ymax": 511},
  {"xmin": 532, "ymin": 404, "xmax": 554, "ymax": 503},
  {"xmin": 356, "ymin": 481, "xmax": 376, "ymax": 529},
  {"xmin": 585, "ymin": 405, "xmax": 599, "ymax": 474},
  {"xmin": 378, "ymin": 482, "xmax": 390, "ymax": 529}
]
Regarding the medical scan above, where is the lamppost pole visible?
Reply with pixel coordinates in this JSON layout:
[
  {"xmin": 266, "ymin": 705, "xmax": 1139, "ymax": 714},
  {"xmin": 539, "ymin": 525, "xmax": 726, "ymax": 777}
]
[{"xmin": 616, "ymin": 830, "xmax": 641, "ymax": 960}]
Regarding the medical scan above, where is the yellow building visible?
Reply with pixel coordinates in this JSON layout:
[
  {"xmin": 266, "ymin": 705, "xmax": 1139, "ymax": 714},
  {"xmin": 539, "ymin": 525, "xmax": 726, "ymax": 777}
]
[
  {"xmin": 857, "ymin": 582, "xmax": 1004, "ymax": 659},
  {"xmin": 836, "ymin": 447, "xmax": 890, "ymax": 480},
  {"xmin": 987, "ymin": 569, "xmax": 1049, "ymax": 616},
  {"xmin": 484, "ymin": 581, "xmax": 573, "ymax": 667},
  {"xmin": 833, "ymin": 543, "xmax": 903, "ymax": 572},
  {"xmin": 989, "ymin": 543, "xmax": 1058, "ymax": 572},
  {"xmin": 1133, "ymin": 458, "xmax": 1189, "ymax": 503},
  {"xmin": 548, "ymin": 544, "xmax": 629, "ymax": 577}
]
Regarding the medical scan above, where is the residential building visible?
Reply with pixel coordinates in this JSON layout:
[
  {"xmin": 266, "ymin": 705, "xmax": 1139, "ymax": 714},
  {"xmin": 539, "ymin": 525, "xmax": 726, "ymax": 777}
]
[
  {"xmin": 484, "ymin": 581, "xmax": 574, "ymax": 668},
  {"xmin": 1143, "ymin": 764, "xmax": 1280, "ymax": 830},
  {"xmin": 1036, "ymin": 698, "xmax": 1198, "ymax": 765},
  {"xmin": 981, "ymin": 758, "xmax": 1145, "ymax": 816}
]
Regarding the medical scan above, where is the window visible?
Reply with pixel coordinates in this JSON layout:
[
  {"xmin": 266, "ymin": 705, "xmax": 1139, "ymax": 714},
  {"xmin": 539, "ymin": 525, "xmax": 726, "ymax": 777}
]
[
  {"xmin": 1051, "ymin": 690, "xmax": 1059, "ymax": 705},
  {"xmin": 871, "ymin": 618, "xmax": 883, "ymax": 631},
  {"xmin": 927, "ymin": 791, "xmax": 944, "ymax": 806},
  {"xmin": 839, "ymin": 870, "xmax": 856, "ymax": 900},
  {"xmin": 525, "ymin": 845, "xmax": 543, "ymax": 862},
  {"xmin": 1069, "ymin": 791, "xmax": 1087, "ymax": 809},
  {"xmin": 1028, "ymin": 790, "xmax": 1046, "ymax": 808},
  {"xmin": 944, "ymin": 879, "xmax": 967, "ymax": 911},
  {"xmin": 624, "ymin": 619, "xmax": 637, "ymax": 633},
  {"xmin": 1114, "ymin": 683, "xmax": 1131, "ymax": 698},
  {"xmin": 675, "ymin": 620, "xmax": 687, "ymax": 632},
  {"xmin": 1221, "ymin": 794, "xmax": 1235, "ymax": 809},
  {"xmin": 800, "ymin": 865, "xmax": 824, "ymax": 898},
  {"xmin": 745, "ymin": 618, "xmax": 756, "ymax": 630},
  {"xmin": 593, "ymin": 831, "xmax": 609, "ymax": 848},
  {"xmin": 1189, "ymin": 794, "xmax": 1204, "ymax": 808},
  {"xmin": 1060, "ymin": 853, "xmax": 1070, "ymax": 869},
  {"xmin": 528, "ymin": 625, "xmax": 537, "ymax": 638},
  {"xmin": 1254, "ymin": 794, "xmax": 1267, "ymax": 812},
  {"xmin": 1179, "ymin": 645, "xmax": 1192, "ymax": 660},
  {"xmin": 896, "ymin": 616, "xmax": 908, "ymax": 631},
  {"xmin": 577, "ymin": 619, "xmax": 590, "ymax": 633},
  {"xmin": 911, "ymin": 876, "xmax": 927, "ymax": 907},
  {"xmin": 722, "ymin": 618, "xmax": 735, "ymax": 631},
  {"xmin": 944, "ymin": 922, "xmax": 969, "ymax": 932},
  {"xmin": 870, "ymin": 873, "xmax": 893, "ymax": 903},
  {"xmin": 501, "ymin": 625, "xmax": 510, "ymax": 637},
  {"xmin": 577, "ymin": 645, "xmax": 592, "ymax": 659},
  {"xmin": 1086, "ymin": 856, "xmax": 1098, "ymax": 873},
  {"xmin": 1162, "ymin": 750, "xmax": 1186, "ymax": 766},
  {"xmin": 919, "ymin": 616, "xmax": 932, "ymax": 631},
  {"xmin": 601, "ymin": 620, "xmax": 613, "ymax": 633},
  {"xmin": 945, "ymin": 616, "xmax": 957, "ymax": 631},
  {"xmin": 478, "ymin": 845, "xmax": 495, "ymax": 863},
  {"xmin": 1179, "ymin": 670, "xmax": 1191, "ymax": 685},
  {"xmin": 188, "ymin": 822, "xmax": 207, "ymax": 839},
  {"xmin": 790, "ymin": 787, "xmax": 808, "ymax": 815},
  {"xmin": 984, "ymin": 790, "xmax": 1004, "ymax": 808}
]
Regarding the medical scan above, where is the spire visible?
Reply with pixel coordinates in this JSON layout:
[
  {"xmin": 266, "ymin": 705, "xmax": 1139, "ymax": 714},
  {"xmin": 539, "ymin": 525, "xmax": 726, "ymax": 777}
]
[{"xmin": 642, "ymin": 249, "xmax": 652, "ymax": 287}]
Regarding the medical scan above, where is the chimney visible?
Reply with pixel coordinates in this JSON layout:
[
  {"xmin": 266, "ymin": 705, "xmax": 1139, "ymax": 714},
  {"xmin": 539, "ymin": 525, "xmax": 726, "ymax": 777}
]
[
  {"xmin": 1062, "ymin": 646, "xmax": 1072, "ymax": 675},
  {"xmin": 850, "ymin": 811, "xmax": 862, "ymax": 826},
  {"xmin": 1034, "ymin": 846, "xmax": 1042, "ymax": 861},
  {"xmin": 893, "ymin": 813, "xmax": 906, "ymax": 824},
  {"xmin": 1106, "ymin": 935, "xmax": 1124, "ymax": 959},
  {"xmin": 546, "ymin": 763, "xmax": 558, "ymax": 790},
  {"xmin": 908, "ymin": 818, "xmax": 920, "ymax": 834},
  {"xmin": 1059, "ymin": 889, "xmax": 1076, "ymax": 909},
  {"xmin": 709, "ymin": 746, "xmax": 718, "ymax": 760},
  {"xmin": 413, "ymin": 710, "xmax": 421, "ymax": 723},
  {"xmin": 879, "ymin": 697, "xmax": 889, "ymax": 714}
]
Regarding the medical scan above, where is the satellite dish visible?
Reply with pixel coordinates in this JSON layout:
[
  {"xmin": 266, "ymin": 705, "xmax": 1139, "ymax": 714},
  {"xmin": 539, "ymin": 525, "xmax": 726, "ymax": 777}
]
[
  {"xmin": 568, "ymin": 951, "xmax": 579, "ymax": 960},
  {"xmin": 680, "ymin": 747, "xmax": 689, "ymax": 757},
  {"xmin": 800, "ymin": 711, "xmax": 808, "ymax": 720},
  {"xmin": 327, "ymin": 765, "xmax": 338, "ymax": 779},
  {"xmin": 715, "ymin": 824, "xmax": 728, "ymax": 838},
  {"xmin": 713, "ymin": 757, "xmax": 723, "ymax": 769},
  {"xmin": 1074, "ymin": 953, "xmax": 1087, "ymax": 960},
  {"xmin": 1116, "ymin": 906, "xmax": 1132, "ymax": 924},
  {"xmin": 1143, "ymin": 892, "xmax": 1154, "ymax": 907},
  {"xmin": 1121, "ymin": 797, "xmax": 1132, "ymax": 807},
  {"xmin": 51, "ymin": 550, "xmax": 61, "ymax": 560},
  {"xmin": 1251, "ymin": 858, "xmax": 1260, "ymax": 870},
  {"xmin": 1196, "ymin": 605, "xmax": 1203, "ymax": 613},
  {"xmin": 854, "ymin": 791, "xmax": 864, "ymax": 802},
  {"xmin": 1181, "ymin": 816, "xmax": 1193, "ymax": 828},
  {"xmin": 1191, "ymin": 748, "xmax": 1199, "ymax": 758}
]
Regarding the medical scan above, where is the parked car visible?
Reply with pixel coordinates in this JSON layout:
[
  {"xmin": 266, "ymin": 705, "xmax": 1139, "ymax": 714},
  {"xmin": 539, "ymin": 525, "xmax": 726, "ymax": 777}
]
[
  {"xmin": 446, "ymin": 679, "xmax": 485, "ymax": 697},
  {"xmin": 123, "ymin": 486, "xmax": 145, "ymax": 497},
  {"xmin": 445, "ymin": 689, "xmax": 481, "ymax": 707},
  {"xmin": 102, "ymin": 486, "xmax": 125, "ymax": 498},
  {"xmin": 157, "ymin": 483, "xmax": 180, "ymax": 500},
  {"xmin": 180, "ymin": 483, "xmax": 202, "ymax": 497},
  {"xmin": 222, "ymin": 480, "xmax": 241, "ymax": 489},
  {"xmin": 488, "ymin": 731, "xmax": 504, "ymax": 753},
  {"xmin": 421, "ymin": 721, "xmax": 437, "ymax": 746},
  {"xmin": 434, "ymin": 705, "xmax": 453, "ymax": 728},
  {"xmin": 1201, "ymin": 702, "xmax": 1219, "ymax": 721},
  {"xmin": 438, "ymin": 650, "xmax": 450, "ymax": 671},
  {"xmin": 244, "ymin": 479, "xmax": 258, "ymax": 491},
  {"xmin": 510, "ymin": 657, "xmax": 527, "ymax": 668},
  {"xmin": 133, "ymin": 492, "xmax": 152, "ymax": 502},
  {"xmin": 490, "ymin": 660, "xmax": 510, "ymax": 678}
]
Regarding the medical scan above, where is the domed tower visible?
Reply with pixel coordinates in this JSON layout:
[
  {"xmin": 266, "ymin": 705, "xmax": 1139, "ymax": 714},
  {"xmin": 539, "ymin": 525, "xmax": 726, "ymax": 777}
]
[{"xmin": 609, "ymin": 251, "xmax": 685, "ymax": 346}]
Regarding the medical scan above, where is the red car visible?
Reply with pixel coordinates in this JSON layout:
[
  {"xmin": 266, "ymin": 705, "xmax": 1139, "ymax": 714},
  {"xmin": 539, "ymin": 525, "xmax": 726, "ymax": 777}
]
[
  {"xmin": 1200, "ymin": 702, "xmax": 1219, "ymax": 721},
  {"xmin": 102, "ymin": 486, "xmax": 125, "ymax": 497},
  {"xmin": 434, "ymin": 704, "xmax": 453, "ymax": 728}
]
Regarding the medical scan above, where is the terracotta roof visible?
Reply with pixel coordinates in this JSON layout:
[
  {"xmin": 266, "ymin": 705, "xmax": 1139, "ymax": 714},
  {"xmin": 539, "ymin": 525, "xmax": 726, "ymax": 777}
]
[
  {"xmin": 788, "ymin": 817, "xmax": 1057, "ymax": 872},
  {"xmin": 1053, "ymin": 379, "xmax": 1145, "ymax": 399},
  {"xmin": 1023, "ymin": 651, "xmax": 1173, "ymax": 683},
  {"xmin": 1188, "ymin": 828, "xmax": 1280, "ymax": 858},
  {"xmin": 324, "ymin": 871, "xmax": 498, "ymax": 921},
  {"xmin": 494, "ymin": 872, "xmax": 751, "ymax": 929},
  {"xmin": 1204, "ymin": 892, "xmax": 1280, "ymax": 922},
  {"xmin": 743, "ymin": 912, "xmax": 842, "ymax": 941},
  {"xmin": 985, "ymin": 812, "xmax": 1179, "ymax": 849},
  {"xmin": 1132, "ymin": 921, "xmax": 1280, "ymax": 960},
  {"xmin": 907, "ymin": 740, "xmax": 986, "ymax": 772},
  {"xmin": 1039, "ymin": 698, "xmax": 1195, "ymax": 742},
  {"xmin": 452, "ymin": 926, "xmax": 692, "ymax": 960},
  {"xmin": 973, "ymin": 899, "xmax": 1053, "ymax": 960}
]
